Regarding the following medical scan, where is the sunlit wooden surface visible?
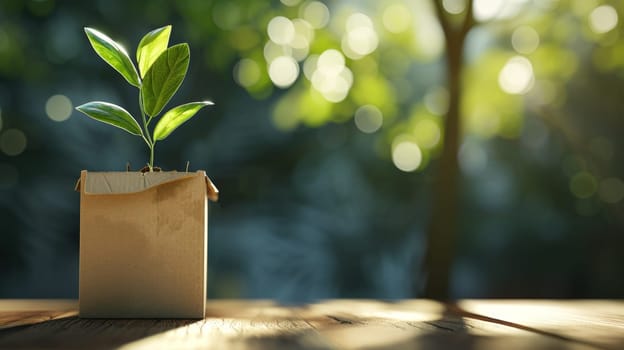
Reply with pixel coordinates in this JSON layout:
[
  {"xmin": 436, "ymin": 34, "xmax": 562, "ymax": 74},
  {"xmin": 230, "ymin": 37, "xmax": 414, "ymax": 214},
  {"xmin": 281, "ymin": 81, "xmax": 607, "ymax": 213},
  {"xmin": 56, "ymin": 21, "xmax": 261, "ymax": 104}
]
[{"xmin": 0, "ymin": 299, "xmax": 622, "ymax": 349}]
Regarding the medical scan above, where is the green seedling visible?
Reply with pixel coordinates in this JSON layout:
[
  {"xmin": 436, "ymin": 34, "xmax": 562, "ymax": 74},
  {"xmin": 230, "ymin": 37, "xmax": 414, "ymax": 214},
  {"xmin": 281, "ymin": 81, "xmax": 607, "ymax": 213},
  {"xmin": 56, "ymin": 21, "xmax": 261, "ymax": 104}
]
[{"xmin": 76, "ymin": 25, "xmax": 213, "ymax": 171}]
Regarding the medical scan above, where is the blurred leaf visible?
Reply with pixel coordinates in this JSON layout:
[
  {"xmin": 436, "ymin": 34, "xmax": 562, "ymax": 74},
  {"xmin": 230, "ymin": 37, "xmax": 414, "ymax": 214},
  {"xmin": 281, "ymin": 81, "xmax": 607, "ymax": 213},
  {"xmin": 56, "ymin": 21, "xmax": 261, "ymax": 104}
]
[
  {"xmin": 463, "ymin": 50, "xmax": 523, "ymax": 138},
  {"xmin": 84, "ymin": 27, "xmax": 140, "ymax": 87},
  {"xmin": 76, "ymin": 101, "xmax": 143, "ymax": 136},
  {"xmin": 153, "ymin": 101, "xmax": 213, "ymax": 141},
  {"xmin": 141, "ymin": 43, "xmax": 190, "ymax": 117},
  {"xmin": 136, "ymin": 25, "xmax": 171, "ymax": 79}
]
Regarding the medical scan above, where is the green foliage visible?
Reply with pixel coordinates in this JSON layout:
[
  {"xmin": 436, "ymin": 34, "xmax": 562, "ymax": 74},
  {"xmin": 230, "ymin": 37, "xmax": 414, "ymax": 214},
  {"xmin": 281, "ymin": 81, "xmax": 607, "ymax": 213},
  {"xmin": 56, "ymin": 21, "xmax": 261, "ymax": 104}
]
[
  {"xmin": 154, "ymin": 101, "xmax": 214, "ymax": 141},
  {"xmin": 136, "ymin": 25, "xmax": 171, "ymax": 79},
  {"xmin": 84, "ymin": 28, "xmax": 140, "ymax": 88},
  {"xmin": 141, "ymin": 43, "xmax": 190, "ymax": 117},
  {"xmin": 76, "ymin": 25, "xmax": 213, "ymax": 170},
  {"xmin": 75, "ymin": 102, "xmax": 143, "ymax": 136}
]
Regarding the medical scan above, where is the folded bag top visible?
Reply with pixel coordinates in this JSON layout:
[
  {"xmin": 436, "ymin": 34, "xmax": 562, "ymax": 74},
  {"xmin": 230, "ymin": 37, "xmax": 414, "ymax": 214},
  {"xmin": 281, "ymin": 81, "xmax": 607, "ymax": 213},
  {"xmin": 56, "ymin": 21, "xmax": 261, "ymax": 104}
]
[{"xmin": 75, "ymin": 170, "xmax": 219, "ymax": 201}]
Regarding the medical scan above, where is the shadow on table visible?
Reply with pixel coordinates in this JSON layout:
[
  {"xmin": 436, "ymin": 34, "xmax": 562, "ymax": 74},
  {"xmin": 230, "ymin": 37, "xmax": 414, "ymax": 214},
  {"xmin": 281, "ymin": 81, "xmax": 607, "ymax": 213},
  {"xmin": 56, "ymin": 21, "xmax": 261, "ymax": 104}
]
[
  {"xmin": 0, "ymin": 316, "xmax": 199, "ymax": 349},
  {"xmin": 311, "ymin": 301, "xmax": 591, "ymax": 350},
  {"xmin": 311, "ymin": 302, "xmax": 478, "ymax": 350},
  {"xmin": 0, "ymin": 300, "xmax": 330, "ymax": 350},
  {"xmin": 376, "ymin": 303, "xmax": 597, "ymax": 350}
]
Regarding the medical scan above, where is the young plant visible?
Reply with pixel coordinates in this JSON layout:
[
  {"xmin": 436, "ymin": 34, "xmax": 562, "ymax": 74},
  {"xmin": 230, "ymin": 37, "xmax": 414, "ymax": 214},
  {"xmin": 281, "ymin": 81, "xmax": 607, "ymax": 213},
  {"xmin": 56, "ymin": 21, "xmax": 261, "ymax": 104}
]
[{"xmin": 76, "ymin": 25, "xmax": 213, "ymax": 171}]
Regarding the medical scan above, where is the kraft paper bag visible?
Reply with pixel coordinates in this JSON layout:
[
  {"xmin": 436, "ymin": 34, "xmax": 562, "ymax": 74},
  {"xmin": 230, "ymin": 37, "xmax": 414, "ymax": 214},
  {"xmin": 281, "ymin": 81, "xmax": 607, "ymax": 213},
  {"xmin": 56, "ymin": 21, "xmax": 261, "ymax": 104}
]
[{"xmin": 77, "ymin": 170, "xmax": 218, "ymax": 318}]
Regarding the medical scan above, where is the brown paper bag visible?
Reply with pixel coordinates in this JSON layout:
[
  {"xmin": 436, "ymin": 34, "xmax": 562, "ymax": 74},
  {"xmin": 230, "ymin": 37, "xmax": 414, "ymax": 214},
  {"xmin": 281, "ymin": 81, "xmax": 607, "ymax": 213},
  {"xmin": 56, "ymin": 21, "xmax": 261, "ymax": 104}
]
[{"xmin": 76, "ymin": 170, "xmax": 217, "ymax": 318}]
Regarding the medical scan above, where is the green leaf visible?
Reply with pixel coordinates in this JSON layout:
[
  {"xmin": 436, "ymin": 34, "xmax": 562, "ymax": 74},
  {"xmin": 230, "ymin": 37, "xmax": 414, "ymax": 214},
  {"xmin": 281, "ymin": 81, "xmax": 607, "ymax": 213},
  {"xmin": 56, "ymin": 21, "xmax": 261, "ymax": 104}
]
[
  {"xmin": 141, "ymin": 43, "xmax": 190, "ymax": 117},
  {"xmin": 84, "ymin": 27, "xmax": 141, "ymax": 88},
  {"xmin": 76, "ymin": 101, "xmax": 143, "ymax": 136},
  {"xmin": 153, "ymin": 101, "xmax": 213, "ymax": 141},
  {"xmin": 136, "ymin": 25, "xmax": 171, "ymax": 79}
]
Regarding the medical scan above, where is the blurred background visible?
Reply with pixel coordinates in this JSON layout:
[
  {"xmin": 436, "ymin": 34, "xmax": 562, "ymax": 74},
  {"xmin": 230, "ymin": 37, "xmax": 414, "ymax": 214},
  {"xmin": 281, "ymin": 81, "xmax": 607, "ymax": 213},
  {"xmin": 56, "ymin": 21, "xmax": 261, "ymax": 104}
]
[{"xmin": 1, "ymin": 0, "xmax": 623, "ymax": 300}]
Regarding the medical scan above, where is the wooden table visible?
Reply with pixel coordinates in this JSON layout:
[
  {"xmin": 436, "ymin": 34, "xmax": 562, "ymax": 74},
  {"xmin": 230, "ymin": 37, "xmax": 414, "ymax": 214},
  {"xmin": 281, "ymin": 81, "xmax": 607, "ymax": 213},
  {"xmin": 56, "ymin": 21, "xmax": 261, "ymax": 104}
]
[{"xmin": 0, "ymin": 300, "xmax": 623, "ymax": 349}]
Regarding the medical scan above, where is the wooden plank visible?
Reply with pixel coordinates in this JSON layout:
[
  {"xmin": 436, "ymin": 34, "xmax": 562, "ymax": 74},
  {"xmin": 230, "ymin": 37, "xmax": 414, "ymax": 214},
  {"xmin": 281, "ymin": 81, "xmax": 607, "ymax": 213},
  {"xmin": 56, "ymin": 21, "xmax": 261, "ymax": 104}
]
[
  {"xmin": 0, "ymin": 300, "xmax": 331, "ymax": 350},
  {"xmin": 0, "ymin": 299, "xmax": 616, "ymax": 349},
  {"xmin": 294, "ymin": 300, "xmax": 598, "ymax": 350},
  {"xmin": 115, "ymin": 307, "xmax": 332, "ymax": 350},
  {"xmin": 0, "ymin": 299, "xmax": 77, "ymax": 329},
  {"xmin": 458, "ymin": 300, "xmax": 624, "ymax": 350}
]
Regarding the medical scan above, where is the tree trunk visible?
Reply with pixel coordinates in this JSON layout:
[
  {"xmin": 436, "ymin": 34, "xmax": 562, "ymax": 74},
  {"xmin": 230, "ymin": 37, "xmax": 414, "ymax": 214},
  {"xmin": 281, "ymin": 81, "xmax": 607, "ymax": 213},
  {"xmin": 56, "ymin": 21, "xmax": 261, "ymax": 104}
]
[{"xmin": 419, "ymin": 1, "xmax": 474, "ymax": 300}]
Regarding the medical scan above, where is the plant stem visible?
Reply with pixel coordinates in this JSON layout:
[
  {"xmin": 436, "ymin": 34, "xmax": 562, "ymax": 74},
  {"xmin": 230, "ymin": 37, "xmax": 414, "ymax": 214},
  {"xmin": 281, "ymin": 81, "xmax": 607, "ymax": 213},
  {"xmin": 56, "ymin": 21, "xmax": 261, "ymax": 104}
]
[
  {"xmin": 141, "ymin": 135, "xmax": 151, "ymax": 148},
  {"xmin": 150, "ymin": 143, "xmax": 155, "ymax": 171},
  {"xmin": 138, "ymin": 91, "xmax": 155, "ymax": 171}
]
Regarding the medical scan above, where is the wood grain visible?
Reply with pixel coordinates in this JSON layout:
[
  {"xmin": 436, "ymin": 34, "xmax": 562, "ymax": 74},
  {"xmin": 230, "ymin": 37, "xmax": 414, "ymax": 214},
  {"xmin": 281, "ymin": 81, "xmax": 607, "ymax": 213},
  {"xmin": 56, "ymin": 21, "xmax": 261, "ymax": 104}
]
[
  {"xmin": 458, "ymin": 300, "xmax": 624, "ymax": 350},
  {"xmin": 295, "ymin": 300, "xmax": 597, "ymax": 350},
  {"xmin": 0, "ymin": 299, "xmax": 621, "ymax": 349},
  {"xmin": 0, "ymin": 299, "xmax": 77, "ymax": 330}
]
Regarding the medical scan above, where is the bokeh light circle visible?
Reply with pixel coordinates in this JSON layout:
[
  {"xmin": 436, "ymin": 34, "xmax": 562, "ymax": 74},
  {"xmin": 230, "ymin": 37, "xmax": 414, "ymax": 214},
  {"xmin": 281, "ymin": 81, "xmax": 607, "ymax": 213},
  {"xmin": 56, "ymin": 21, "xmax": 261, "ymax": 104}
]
[
  {"xmin": 234, "ymin": 59, "xmax": 261, "ymax": 88},
  {"xmin": 511, "ymin": 26, "xmax": 540, "ymax": 54},
  {"xmin": 392, "ymin": 141, "xmax": 422, "ymax": 172},
  {"xmin": 269, "ymin": 56, "xmax": 299, "ymax": 88},
  {"xmin": 354, "ymin": 105, "xmax": 383, "ymax": 133},
  {"xmin": 45, "ymin": 94, "xmax": 73, "ymax": 122},
  {"xmin": 498, "ymin": 56, "xmax": 534, "ymax": 95},
  {"xmin": 268, "ymin": 16, "xmax": 295, "ymax": 45},
  {"xmin": 0, "ymin": 129, "xmax": 27, "ymax": 156},
  {"xmin": 589, "ymin": 5, "xmax": 618, "ymax": 34},
  {"xmin": 302, "ymin": 1, "xmax": 330, "ymax": 29}
]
